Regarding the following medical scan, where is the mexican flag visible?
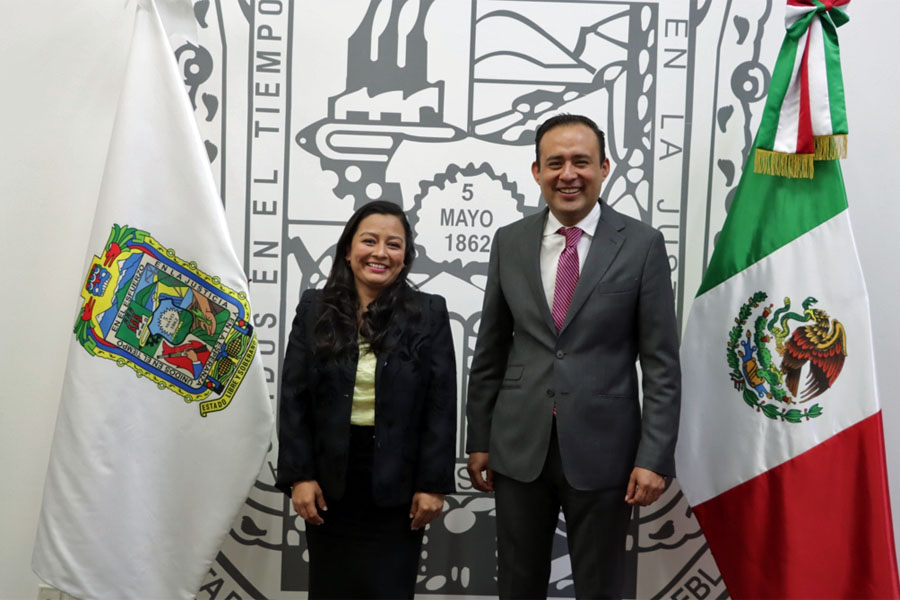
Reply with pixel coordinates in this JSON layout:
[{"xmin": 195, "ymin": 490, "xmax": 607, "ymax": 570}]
[
  {"xmin": 31, "ymin": 1, "xmax": 273, "ymax": 598},
  {"xmin": 676, "ymin": 1, "xmax": 900, "ymax": 597}
]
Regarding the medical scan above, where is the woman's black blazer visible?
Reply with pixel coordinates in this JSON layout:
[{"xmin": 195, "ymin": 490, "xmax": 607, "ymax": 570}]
[{"xmin": 275, "ymin": 288, "xmax": 457, "ymax": 506}]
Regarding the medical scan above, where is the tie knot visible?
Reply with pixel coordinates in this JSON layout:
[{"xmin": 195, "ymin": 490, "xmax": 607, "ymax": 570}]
[{"xmin": 557, "ymin": 226, "xmax": 583, "ymax": 248}]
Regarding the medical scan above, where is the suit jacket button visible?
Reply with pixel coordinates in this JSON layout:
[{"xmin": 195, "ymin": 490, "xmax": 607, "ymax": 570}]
[
  {"xmin": 555, "ymin": 350, "xmax": 565, "ymax": 359},
  {"xmin": 546, "ymin": 389, "xmax": 555, "ymax": 398}
]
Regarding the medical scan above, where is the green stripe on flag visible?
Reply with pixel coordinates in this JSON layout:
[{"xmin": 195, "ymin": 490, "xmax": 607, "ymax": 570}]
[
  {"xmin": 754, "ymin": 22, "xmax": 804, "ymax": 152},
  {"xmin": 822, "ymin": 17, "xmax": 848, "ymax": 135},
  {"xmin": 697, "ymin": 158, "xmax": 848, "ymax": 297}
]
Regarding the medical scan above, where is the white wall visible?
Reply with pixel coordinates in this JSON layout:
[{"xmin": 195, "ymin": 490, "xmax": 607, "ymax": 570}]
[
  {"xmin": 841, "ymin": 0, "xmax": 900, "ymax": 563},
  {"xmin": 0, "ymin": 3, "xmax": 132, "ymax": 599},
  {"xmin": 2, "ymin": 2, "xmax": 898, "ymax": 599}
]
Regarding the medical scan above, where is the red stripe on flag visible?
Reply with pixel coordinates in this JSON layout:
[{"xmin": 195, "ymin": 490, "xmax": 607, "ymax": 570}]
[
  {"xmin": 785, "ymin": 1, "xmax": 850, "ymax": 8},
  {"xmin": 797, "ymin": 30, "xmax": 815, "ymax": 154},
  {"xmin": 693, "ymin": 412, "xmax": 900, "ymax": 599}
]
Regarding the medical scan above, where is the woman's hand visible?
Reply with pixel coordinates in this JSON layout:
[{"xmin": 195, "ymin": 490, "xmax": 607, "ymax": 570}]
[
  {"xmin": 409, "ymin": 492, "xmax": 445, "ymax": 530},
  {"xmin": 292, "ymin": 480, "xmax": 327, "ymax": 525}
]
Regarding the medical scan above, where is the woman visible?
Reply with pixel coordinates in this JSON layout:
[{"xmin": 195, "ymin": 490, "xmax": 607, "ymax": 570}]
[{"xmin": 276, "ymin": 200, "xmax": 457, "ymax": 598}]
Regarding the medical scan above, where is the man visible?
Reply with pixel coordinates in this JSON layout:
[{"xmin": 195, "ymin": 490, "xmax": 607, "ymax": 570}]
[{"xmin": 466, "ymin": 114, "xmax": 681, "ymax": 598}]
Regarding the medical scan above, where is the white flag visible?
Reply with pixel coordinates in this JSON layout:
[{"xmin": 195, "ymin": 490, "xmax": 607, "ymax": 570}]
[{"xmin": 32, "ymin": 1, "xmax": 274, "ymax": 598}]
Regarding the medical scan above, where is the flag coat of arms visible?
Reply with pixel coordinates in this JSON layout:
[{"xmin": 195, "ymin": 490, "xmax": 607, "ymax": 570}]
[
  {"xmin": 676, "ymin": 1, "xmax": 900, "ymax": 597},
  {"xmin": 31, "ymin": 1, "xmax": 274, "ymax": 598}
]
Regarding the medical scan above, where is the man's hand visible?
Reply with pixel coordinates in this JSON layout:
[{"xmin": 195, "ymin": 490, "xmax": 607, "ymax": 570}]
[
  {"xmin": 467, "ymin": 452, "xmax": 494, "ymax": 492},
  {"xmin": 291, "ymin": 480, "xmax": 327, "ymax": 525},
  {"xmin": 409, "ymin": 492, "xmax": 445, "ymax": 530},
  {"xmin": 625, "ymin": 467, "xmax": 666, "ymax": 506}
]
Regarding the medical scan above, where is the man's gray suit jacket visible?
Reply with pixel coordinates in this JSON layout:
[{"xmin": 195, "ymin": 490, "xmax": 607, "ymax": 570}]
[{"xmin": 466, "ymin": 200, "xmax": 681, "ymax": 491}]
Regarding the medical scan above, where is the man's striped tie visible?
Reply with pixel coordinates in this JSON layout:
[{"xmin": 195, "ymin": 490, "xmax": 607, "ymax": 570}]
[{"xmin": 551, "ymin": 226, "xmax": 583, "ymax": 332}]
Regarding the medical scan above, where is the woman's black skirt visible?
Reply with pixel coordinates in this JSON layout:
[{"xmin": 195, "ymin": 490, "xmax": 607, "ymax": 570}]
[{"xmin": 305, "ymin": 425, "xmax": 424, "ymax": 599}]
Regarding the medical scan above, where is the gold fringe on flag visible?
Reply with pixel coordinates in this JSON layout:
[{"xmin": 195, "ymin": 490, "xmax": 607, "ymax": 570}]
[
  {"xmin": 814, "ymin": 133, "xmax": 848, "ymax": 161},
  {"xmin": 754, "ymin": 148, "xmax": 815, "ymax": 179},
  {"xmin": 753, "ymin": 135, "xmax": 848, "ymax": 179}
]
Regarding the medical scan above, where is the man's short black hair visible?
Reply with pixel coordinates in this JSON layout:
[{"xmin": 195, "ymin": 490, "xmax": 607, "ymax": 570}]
[{"xmin": 534, "ymin": 114, "xmax": 606, "ymax": 166}]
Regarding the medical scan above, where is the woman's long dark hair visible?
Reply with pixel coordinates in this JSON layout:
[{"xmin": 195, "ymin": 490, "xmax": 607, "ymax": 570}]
[{"xmin": 313, "ymin": 200, "xmax": 420, "ymax": 359}]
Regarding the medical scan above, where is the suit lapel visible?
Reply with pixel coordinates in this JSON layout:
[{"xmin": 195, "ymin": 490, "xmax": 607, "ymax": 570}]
[
  {"xmin": 522, "ymin": 209, "xmax": 557, "ymax": 334},
  {"xmin": 340, "ymin": 344, "xmax": 359, "ymax": 385},
  {"xmin": 375, "ymin": 352, "xmax": 385, "ymax": 392},
  {"xmin": 559, "ymin": 200, "xmax": 625, "ymax": 334},
  {"xmin": 373, "ymin": 318, "xmax": 404, "ymax": 405},
  {"xmin": 311, "ymin": 291, "xmax": 360, "ymax": 395}
]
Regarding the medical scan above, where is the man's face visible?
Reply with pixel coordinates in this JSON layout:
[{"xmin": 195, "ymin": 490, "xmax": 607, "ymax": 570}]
[{"xmin": 532, "ymin": 123, "xmax": 610, "ymax": 227}]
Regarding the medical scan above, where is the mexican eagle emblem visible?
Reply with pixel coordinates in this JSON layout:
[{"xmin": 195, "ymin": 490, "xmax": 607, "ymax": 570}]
[{"xmin": 726, "ymin": 291, "xmax": 847, "ymax": 422}]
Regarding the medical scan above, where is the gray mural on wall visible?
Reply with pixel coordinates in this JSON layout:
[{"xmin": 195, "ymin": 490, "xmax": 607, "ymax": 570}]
[{"xmin": 168, "ymin": 1, "xmax": 780, "ymax": 597}]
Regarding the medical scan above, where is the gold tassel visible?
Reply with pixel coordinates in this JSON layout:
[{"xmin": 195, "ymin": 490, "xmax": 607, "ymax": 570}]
[
  {"xmin": 754, "ymin": 148, "xmax": 815, "ymax": 179},
  {"xmin": 814, "ymin": 134, "xmax": 848, "ymax": 161},
  {"xmin": 753, "ymin": 135, "xmax": 847, "ymax": 179}
]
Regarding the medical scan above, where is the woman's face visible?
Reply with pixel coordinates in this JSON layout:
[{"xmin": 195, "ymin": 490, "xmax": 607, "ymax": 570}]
[{"xmin": 345, "ymin": 213, "xmax": 407, "ymax": 303}]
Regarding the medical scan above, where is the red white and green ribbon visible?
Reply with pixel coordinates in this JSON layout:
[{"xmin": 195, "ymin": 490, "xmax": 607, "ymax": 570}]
[{"xmin": 754, "ymin": 0, "xmax": 850, "ymax": 178}]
